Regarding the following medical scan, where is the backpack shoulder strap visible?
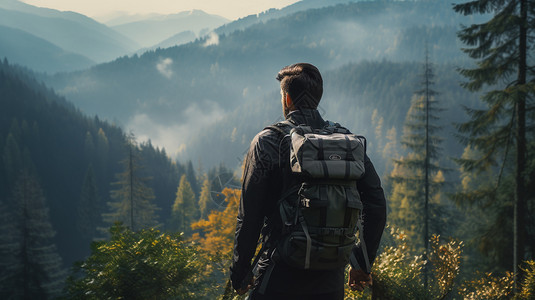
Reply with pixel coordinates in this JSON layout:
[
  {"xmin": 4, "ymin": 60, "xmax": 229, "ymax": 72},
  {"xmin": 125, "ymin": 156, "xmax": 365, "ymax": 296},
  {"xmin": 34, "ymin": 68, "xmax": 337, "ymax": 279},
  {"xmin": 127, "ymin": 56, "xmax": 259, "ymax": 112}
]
[{"xmin": 264, "ymin": 120, "xmax": 295, "ymax": 136}]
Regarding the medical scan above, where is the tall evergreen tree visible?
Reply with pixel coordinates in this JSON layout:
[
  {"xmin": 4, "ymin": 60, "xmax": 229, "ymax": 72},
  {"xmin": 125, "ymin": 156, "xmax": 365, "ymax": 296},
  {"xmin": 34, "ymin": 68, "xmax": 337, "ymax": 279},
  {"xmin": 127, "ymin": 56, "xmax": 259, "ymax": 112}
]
[
  {"xmin": 453, "ymin": 0, "xmax": 535, "ymax": 285},
  {"xmin": 388, "ymin": 52, "xmax": 446, "ymax": 262},
  {"xmin": 0, "ymin": 200, "xmax": 18, "ymax": 297},
  {"xmin": 172, "ymin": 174, "xmax": 198, "ymax": 234},
  {"xmin": 185, "ymin": 160, "xmax": 199, "ymax": 198},
  {"xmin": 3, "ymin": 132, "xmax": 22, "ymax": 189},
  {"xmin": 77, "ymin": 165, "xmax": 101, "ymax": 242},
  {"xmin": 102, "ymin": 135, "xmax": 159, "ymax": 232},
  {"xmin": 0, "ymin": 172, "xmax": 66, "ymax": 299},
  {"xmin": 198, "ymin": 177, "xmax": 212, "ymax": 220}
]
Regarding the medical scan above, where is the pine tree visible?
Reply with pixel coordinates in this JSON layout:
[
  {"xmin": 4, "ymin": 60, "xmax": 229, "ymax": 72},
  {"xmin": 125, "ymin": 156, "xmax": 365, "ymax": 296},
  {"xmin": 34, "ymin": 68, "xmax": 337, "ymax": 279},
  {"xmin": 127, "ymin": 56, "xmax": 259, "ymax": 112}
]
[
  {"xmin": 0, "ymin": 200, "xmax": 18, "ymax": 297},
  {"xmin": 457, "ymin": 145, "xmax": 514, "ymax": 272},
  {"xmin": 77, "ymin": 165, "xmax": 101, "ymax": 242},
  {"xmin": 102, "ymin": 135, "xmax": 159, "ymax": 232},
  {"xmin": 3, "ymin": 132, "xmax": 22, "ymax": 188},
  {"xmin": 0, "ymin": 172, "xmax": 66, "ymax": 299},
  {"xmin": 453, "ymin": 0, "xmax": 535, "ymax": 285},
  {"xmin": 172, "ymin": 174, "xmax": 198, "ymax": 234},
  {"xmin": 185, "ymin": 160, "xmax": 199, "ymax": 198},
  {"xmin": 388, "ymin": 51, "xmax": 446, "ymax": 271},
  {"xmin": 199, "ymin": 177, "xmax": 212, "ymax": 220}
]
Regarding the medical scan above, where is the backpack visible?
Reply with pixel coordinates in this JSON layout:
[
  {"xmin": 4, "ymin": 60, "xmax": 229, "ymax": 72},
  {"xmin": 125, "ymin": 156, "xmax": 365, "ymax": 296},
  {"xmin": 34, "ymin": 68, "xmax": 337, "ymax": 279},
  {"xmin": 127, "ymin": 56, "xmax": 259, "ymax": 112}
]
[{"xmin": 267, "ymin": 120, "xmax": 370, "ymax": 271}]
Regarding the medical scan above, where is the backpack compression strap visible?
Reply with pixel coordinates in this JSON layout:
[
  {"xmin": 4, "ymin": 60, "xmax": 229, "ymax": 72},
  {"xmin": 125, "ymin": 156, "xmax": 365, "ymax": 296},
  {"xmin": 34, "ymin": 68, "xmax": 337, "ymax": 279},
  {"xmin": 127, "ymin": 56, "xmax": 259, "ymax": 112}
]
[{"xmin": 350, "ymin": 217, "xmax": 372, "ymax": 273}]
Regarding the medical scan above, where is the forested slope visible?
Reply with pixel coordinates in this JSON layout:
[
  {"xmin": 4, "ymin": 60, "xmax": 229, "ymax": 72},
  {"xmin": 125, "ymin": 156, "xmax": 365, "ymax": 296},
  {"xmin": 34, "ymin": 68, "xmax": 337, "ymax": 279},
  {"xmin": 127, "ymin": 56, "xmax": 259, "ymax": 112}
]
[{"xmin": 0, "ymin": 60, "xmax": 182, "ymax": 266}]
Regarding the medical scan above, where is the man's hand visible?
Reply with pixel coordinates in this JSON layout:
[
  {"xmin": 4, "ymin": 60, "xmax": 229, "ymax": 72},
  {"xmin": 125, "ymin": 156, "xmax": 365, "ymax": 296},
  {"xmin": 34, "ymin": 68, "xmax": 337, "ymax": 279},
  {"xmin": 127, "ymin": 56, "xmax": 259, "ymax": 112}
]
[
  {"xmin": 235, "ymin": 286, "xmax": 250, "ymax": 296},
  {"xmin": 235, "ymin": 277, "xmax": 254, "ymax": 295},
  {"xmin": 348, "ymin": 267, "xmax": 372, "ymax": 292}
]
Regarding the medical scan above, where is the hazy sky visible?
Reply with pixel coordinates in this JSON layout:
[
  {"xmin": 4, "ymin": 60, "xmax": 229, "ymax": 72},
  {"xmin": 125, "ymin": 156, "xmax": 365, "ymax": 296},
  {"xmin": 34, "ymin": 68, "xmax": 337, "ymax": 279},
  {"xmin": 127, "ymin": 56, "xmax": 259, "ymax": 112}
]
[{"xmin": 20, "ymin": 0, "xmax": 299, "ymax": 20}]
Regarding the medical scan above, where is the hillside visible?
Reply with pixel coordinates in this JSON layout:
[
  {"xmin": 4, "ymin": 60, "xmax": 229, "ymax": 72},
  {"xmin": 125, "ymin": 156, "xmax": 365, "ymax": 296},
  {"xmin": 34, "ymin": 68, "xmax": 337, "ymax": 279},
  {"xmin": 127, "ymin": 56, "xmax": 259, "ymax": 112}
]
[
  {"xmin": 110, "ymin": 10, "xmax": 229, "ymax": 48},
  {"xmin": 216, "ymin": 0, "xmax": 359, "ymax": 34},
  {"xmin": 0, "ymin": 0, "xmax": 139, "ymax": 64},
  {"xmin": 0, "ymin": 60, "xmax": 182, "ymax": 266},
  {"xmin": 0, "ymin": 25, "xmax": 95, "ymax": 73}
]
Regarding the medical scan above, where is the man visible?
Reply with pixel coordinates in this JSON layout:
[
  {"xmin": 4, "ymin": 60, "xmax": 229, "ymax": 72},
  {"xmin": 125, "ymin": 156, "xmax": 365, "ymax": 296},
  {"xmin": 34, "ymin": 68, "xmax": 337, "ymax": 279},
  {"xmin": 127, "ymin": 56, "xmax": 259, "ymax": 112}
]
[{"xmin": 230, "ymin": 63, "xmax": 387, "ymax": 299}]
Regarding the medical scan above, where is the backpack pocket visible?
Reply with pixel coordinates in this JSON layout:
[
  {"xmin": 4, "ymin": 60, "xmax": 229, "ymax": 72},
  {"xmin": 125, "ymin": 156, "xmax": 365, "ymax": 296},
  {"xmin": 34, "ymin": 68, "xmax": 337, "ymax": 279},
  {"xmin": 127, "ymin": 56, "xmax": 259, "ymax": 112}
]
[{"xmin": 278, "ymin": 231, "xmax": 356, "ymax": 270}]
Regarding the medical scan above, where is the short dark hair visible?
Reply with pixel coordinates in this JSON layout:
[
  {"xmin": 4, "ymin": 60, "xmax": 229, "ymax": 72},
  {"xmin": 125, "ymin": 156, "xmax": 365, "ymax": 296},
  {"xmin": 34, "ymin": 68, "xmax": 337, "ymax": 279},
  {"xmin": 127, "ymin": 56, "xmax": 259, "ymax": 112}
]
[{"xmin": 276, "ymin": 63, "xmax": 323, "ymax": 109}]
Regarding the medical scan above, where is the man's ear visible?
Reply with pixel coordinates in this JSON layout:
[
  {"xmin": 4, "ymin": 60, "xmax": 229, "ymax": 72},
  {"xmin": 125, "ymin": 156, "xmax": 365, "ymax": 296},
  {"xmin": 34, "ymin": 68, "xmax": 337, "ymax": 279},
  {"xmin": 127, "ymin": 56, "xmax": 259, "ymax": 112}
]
[{"xmin": 285, "ymin": 93, "xmax": 294, "ymax": 108}]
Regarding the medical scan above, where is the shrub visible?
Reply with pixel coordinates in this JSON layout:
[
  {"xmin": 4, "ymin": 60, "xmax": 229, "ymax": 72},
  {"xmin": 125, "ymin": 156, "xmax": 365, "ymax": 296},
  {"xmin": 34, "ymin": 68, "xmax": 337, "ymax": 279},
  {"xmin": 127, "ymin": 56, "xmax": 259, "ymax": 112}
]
[{"xmin": 65, "ymin": 223, "xmax": 204, "ymax": 299}]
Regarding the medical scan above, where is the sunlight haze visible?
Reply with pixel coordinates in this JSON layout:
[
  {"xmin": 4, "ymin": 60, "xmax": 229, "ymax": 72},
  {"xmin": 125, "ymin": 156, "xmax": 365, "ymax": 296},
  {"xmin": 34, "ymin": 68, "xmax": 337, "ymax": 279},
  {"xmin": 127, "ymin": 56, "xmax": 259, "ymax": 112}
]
[{"xmin": 20, "ymin": 0, "xmax": 300, "ymax": 20}]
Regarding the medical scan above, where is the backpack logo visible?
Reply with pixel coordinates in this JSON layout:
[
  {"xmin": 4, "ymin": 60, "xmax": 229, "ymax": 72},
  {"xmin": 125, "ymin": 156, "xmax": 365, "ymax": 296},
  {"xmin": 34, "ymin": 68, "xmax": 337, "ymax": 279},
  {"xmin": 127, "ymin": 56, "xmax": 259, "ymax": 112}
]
[{"xmin": 329, "ymin": 154, "xmax": 342, "ymax": 160}]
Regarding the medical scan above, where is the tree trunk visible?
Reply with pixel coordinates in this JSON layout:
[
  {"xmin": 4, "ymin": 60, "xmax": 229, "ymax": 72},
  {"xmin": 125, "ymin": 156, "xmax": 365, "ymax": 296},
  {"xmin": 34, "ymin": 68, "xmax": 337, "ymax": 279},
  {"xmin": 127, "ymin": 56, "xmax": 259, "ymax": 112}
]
[{"xmin": 513, "ymin": 0, "xmax": 527, "ymax": 290}]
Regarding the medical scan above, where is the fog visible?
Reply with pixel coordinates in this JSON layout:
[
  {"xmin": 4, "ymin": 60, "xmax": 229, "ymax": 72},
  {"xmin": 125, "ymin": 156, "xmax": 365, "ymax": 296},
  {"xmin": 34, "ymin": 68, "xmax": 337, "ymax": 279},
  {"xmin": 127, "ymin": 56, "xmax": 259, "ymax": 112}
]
[{"xmin": 127, "ymin": 100, "xmax": 226, "ymax": 158}]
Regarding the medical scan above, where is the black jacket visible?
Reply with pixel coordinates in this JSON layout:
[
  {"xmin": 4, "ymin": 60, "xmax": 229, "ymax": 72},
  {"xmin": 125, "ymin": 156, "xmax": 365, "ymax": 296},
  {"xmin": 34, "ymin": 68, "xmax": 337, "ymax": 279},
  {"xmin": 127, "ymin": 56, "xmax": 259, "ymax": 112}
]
[{"xmin": 230, "ymin": 109, "xmax": 387, "ymax": 295}]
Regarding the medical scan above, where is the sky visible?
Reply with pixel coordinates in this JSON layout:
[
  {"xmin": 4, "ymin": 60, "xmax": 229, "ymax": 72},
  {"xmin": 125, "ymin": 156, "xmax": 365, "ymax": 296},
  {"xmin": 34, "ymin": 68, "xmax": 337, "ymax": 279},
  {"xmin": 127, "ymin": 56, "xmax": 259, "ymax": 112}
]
[{"xmin": 20, "ymin": 0, "xmax": 300, "ymax": 20}]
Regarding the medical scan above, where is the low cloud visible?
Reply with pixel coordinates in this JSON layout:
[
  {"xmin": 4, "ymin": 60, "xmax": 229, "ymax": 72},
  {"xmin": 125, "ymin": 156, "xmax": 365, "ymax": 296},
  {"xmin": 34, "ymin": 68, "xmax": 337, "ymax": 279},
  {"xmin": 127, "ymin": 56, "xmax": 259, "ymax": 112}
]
[
  {"xmin": 126, "ymin": 101, "xmax": 225, "ymax": 158},
  {"xmin": 156, "ymin": 57, "xmax": 173, "ymax": 79},
  {"xmin": 203, "ymin": 32, "xmax": 219, "ymax": 47}
]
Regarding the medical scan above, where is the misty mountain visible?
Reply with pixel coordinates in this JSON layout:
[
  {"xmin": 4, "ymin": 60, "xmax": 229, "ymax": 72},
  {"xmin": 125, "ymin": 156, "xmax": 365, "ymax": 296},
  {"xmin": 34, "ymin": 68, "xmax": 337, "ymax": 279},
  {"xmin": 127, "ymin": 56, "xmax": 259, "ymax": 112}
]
[
  {"xmin": 216, "ymin": 0, "xmax": 360, "ymax": 35},
  {"xmin": 0, "ymin": 0, "xmax": 139, "ymax": 64},
  {"xmin": 42, "ymin": 0, "xmax": 482, "ymax": 169},
  {"xmin": 147, "ymin": 30, "xmax": 197, "ymax": 51},
  {"xmin": 110, "ymin": 10, "xmax": 229, "ymax": 48},
  {"xmin": 0, "ymin": 25, "xmax": 95, "ymax": 73}
]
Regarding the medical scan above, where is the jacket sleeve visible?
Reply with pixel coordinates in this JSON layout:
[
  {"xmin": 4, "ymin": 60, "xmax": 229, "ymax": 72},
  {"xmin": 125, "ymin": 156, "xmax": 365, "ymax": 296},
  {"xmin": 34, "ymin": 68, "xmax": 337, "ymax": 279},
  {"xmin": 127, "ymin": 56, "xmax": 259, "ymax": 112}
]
[
  {"xmin": 350, "ymin": 154, "xmax": 387, "ymax": 273},
  {"xmin": 230, "ymin": 130, "xmax": 279, "ymax": 290}
]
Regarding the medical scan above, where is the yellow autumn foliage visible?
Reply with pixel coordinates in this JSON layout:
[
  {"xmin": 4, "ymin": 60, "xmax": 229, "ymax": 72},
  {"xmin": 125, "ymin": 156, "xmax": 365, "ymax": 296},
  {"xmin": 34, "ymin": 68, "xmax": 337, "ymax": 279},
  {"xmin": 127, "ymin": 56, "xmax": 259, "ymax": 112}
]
[{"xmin": 191, "ymin": 188, "xmax": 241, "ymax": 258}]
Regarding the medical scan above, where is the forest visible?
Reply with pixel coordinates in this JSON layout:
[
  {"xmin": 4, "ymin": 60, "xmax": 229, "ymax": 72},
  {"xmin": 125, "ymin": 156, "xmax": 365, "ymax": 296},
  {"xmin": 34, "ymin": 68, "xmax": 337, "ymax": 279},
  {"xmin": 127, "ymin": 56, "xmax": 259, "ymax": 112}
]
[{"xmin": 0, "ymin": 0, "xmax": 534, "ymax": 299}]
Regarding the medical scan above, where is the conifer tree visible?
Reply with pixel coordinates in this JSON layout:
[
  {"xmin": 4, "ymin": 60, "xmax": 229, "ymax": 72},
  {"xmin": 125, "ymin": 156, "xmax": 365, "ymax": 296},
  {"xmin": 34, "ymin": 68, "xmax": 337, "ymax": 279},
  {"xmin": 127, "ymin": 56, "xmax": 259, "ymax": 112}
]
[
  {"xmin": 102, "ymin": 134, "xmax": 159, "ymax": 232},
  {"xmin": 83, "ymin": 131, "xmax": 95, "ymax": 164},
  {"xmin": 3, "ymin": 132, "xmax": 22, "ymax": 188},
  {"xmin": 185, "ymin": 160, "xmax": 199, "ymax": 198},
  {"xmin": 457, "ymin": 145, "xmax": 513, "ymax": 272},
  {"xmin": 77, "ymin": 165, "xmax": 101, "ymax": 242},
  {"xmin": 0, "ymin": 201, "xmax": 18, "ymax": 297},
  {"xmin": 388, "ymin": 51, "xmax": 446, "ymax": 267},
  {"xmin": 199, "ymin": 177, "xmax": 212, "ymax": 220},
  {"xmin": 172, "ymin": 174, "xmax": 198, "ymax": 234},
  {"xmin": 0, "ymin": 172, "xmax": 66, "ymax": 299},
  {"xmin": 453, "ymin": 0, "xmax": 535, "ymax": 284},
  {"xmin": 95, "ymin": 128, "xmax": 109, "ymax": 175}
]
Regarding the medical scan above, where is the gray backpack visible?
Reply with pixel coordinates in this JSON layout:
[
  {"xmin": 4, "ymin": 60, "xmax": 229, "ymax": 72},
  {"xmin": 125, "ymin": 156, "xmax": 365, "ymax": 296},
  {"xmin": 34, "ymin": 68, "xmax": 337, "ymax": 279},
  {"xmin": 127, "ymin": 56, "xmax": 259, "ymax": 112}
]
[{"xmin": 269, "ymin": 121, "xmax": 370, "ymax": 271}]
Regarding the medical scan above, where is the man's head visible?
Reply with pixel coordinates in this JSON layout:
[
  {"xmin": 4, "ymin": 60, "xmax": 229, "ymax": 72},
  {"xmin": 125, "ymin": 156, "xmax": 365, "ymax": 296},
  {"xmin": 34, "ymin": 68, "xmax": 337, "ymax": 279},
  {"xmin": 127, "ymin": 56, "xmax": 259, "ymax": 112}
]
[{"xmin": 277, "ymin": 63, "xmax": 323, "ymax": 118}]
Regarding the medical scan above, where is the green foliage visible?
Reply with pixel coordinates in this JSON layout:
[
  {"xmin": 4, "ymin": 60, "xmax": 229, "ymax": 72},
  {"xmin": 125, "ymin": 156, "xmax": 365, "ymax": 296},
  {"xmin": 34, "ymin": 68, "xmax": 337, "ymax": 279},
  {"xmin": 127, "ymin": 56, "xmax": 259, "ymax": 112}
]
[
  {"xmin": 0, "ymin": 172, "xmax": 66, "ymax": 299},
  {"xmin": 459, "ymin": 271, "xmax": 514, "ymax": 299},
  {"xmin": 103, "ymin": 135, "xmax": 160, "ymax": 232},
  {"xmin": 518, "ymin": 261, "xmax": 535, "ymax": 299},
  {"xmin": 198, "ymin": 177, "xmax": 212, "ymax": 220},
  {"xmin": 172, "ymin": 174, "xmax": 198, "ymax": 234},
  {"xmin": 453, "ymin": 0, "xmax": 535, "ymax": 280},
  {"xmin": 367, "ymin": 229, "xmax": 462, "ymax": 300},
  {"xmin": 66, "ymin": 223, "xmax": 204, "ymax": 300}
]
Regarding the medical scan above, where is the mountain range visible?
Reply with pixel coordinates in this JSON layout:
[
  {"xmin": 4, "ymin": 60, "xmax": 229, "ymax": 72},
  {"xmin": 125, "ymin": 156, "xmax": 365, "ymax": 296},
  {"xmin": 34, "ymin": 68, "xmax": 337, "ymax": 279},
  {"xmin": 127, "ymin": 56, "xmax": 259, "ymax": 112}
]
[
  {"xmin": 0, "ymin": 0, "xmax": 138, "ymax": 64},
  {"xmin": 0, "ymin": 25, "xmax": 95, "ymax": 73},
  {"xmin": 37, "ymin": 0, "xmax": 484, "ymax": 171},
  {"xmin": 0, "ymin": 0, "xmax": 230, "ymax": 73},
  {"xmin": 109, "ymin": 10, "xmax": 229, "ymax": 48},
  {"xmin": 1, "ymin": 0, "xmax": 489, "ymax": 173}
]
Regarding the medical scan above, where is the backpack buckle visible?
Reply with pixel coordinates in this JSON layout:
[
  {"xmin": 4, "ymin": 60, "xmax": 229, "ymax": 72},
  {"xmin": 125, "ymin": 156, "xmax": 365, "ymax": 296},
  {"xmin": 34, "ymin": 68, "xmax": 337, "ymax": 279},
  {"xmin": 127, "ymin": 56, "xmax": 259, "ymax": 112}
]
[{"xmin": 301, "ymin": 198, "xmax": 311, "ymax": 207}]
